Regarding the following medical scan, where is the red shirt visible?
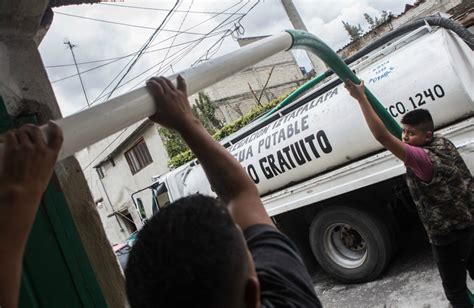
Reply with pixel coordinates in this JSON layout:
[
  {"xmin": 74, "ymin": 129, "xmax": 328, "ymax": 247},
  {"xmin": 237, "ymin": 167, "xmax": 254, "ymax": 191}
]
[{"xmin": 404, "ymin": 144, "xmax": 434, "ymax": 183}]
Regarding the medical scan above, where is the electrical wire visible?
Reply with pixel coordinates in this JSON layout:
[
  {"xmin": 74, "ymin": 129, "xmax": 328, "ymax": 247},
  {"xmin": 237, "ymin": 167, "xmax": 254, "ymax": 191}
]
[
  {"xmin": 83, "ymin": 31, "xmax": 216, "ymax": 106},
  {"xmin": 192, "ymin": 1, "xmax": 259, "ymax": 66},
  {"xmin": 80, "ymin": 1, "xmax": 180, "ymax": 170},
  {"xmin": 49, "ymin": 32, "xmax": 226, "ymax": 83},
  {"xmin": 85, "ymin": 1, "xmax": 246, "ymax": 106},
  {"xmin": 46, "ymin": 2, "xmax": 243, "ymax": 69},
  {"xmin": 103, "ymin": 3, "xmax": 248, "ymax": 96},
  {"xmin": 98, "ymin": 2, "xmax": 245, "ymax": 15},
  {"xmin": 155, "ymin": 0, "xmax": 194, "ymax": 75},
  {"xmin": 82, "ymin": 129, "xmax": 130, "ymax": 170},
  {"xmin": 98, "ymin": 1, "xmax": 181, "ymax": 103},
  {"xmin": 126, "ymin": 1, "xmax": 252, "ymax": 91},
  {"xmin": 76, "ymin": 1, "xmax": 254, "ymax": 170},
  {"xmin": 53, "ymin": 11, "xmax": 205, "ymax": 35}
]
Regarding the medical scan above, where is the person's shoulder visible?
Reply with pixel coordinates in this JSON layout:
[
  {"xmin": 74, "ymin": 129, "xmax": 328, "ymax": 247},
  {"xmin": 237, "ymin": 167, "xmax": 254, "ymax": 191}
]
[
  {"xmin": 244, "ymin": 224, "xmax": 304, "ymax": 264},
  {"xmin": 243, "ymin": 224, "xmax": 282, "ymax": 241},
  {"xmin": 433, "ymin": 135, "xmax": 457, "ymax": 150},
  {"xmin": 406, "ymin": 143, "xmax": 429, "ymax": 156},
  {"xmin": 243, "ymin": 224, "xmax": 299, "ymax": 255}
]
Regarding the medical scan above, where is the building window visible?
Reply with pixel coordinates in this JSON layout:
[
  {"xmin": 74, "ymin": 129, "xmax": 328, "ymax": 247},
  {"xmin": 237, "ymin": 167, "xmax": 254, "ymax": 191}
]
[{"xmin": 125, "ymin": 138, "xmax": 153, "ymax": 174}]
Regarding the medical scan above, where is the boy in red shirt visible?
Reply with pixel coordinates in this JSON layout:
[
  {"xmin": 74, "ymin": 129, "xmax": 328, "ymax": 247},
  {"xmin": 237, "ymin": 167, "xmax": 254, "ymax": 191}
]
[{"xmin": 346, "ymin": 80, "xmax": 474, "ymax": 308}]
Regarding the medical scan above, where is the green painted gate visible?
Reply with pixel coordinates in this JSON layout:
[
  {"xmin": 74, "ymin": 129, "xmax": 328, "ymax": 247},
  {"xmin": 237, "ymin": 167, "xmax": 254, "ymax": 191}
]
[{"xmin": 0, "ymin": 98, "xmax": 107, "ymax": 307}]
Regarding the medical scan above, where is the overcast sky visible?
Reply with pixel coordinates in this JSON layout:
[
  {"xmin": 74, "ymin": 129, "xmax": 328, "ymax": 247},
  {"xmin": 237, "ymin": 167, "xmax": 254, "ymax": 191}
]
[{"xmin": 39, "ymin": 0, "xmax": 415, "ymax": 117}]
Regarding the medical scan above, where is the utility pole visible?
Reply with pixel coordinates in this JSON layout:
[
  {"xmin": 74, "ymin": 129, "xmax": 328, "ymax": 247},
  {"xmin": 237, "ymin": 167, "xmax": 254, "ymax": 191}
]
[
  {"xmin": 280, "ymin": 0, "xmax": 327, "ymax": 74},
  {"xmin": 64, "ymin": 40, "xmax": 90, "ymax": 107}
]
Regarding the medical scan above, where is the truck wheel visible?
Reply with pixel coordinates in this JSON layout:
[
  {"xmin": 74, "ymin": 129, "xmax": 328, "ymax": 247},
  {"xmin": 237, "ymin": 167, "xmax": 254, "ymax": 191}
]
[{"xmin": 309, "ymin": 206, "xmax": 393, "ymax": 283}]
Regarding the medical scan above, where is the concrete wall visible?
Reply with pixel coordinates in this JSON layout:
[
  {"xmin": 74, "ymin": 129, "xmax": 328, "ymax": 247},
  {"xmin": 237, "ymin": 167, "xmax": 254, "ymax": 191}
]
[
  {"xmin": 337, "ymin": 0, "xmax": 462, "ymax": 59},
  {"xmin": 189, "ymin": 38, "xmax": 306, "ymax": 123}
]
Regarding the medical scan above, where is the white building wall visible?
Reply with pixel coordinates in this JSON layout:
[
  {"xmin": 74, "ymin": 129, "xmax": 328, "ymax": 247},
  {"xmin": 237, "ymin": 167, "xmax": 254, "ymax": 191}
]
[{"xmin": 76, "ymin": 121, "xmax": 170, "ymax": 245}]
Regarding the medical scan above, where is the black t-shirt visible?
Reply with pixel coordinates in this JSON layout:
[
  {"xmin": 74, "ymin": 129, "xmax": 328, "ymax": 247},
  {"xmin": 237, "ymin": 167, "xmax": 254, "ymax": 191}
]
[{"xmin": 244, "ymin": 224, "xmax": 322, "ymax": 308}]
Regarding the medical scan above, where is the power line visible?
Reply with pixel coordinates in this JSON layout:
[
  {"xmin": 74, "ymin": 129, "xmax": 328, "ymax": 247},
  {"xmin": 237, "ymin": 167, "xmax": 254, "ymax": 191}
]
[
  {"xmin": 53, "ymin": 11, "xmax": 205, "ymax": 35},
  {"xmin": 192, "ymin": 1, "xmax": 260, "ymax": 66},
  {"xmin": 49, "ymin": 33, "xmax": 226, "ymax": 83},
  {"xmin": 46, "ymin": 3, "xmax": 241, "ymax": 69},
  {"xmin": 82, "ymin": 129, "xmax": 129, "ymax": 170},
  {"xmin": 64, "ymin": 40, "xmax": 90, "ymax": 107},
  {"xmin": 51, "ymin": 55, "xmax": 126, "ymax": 83},
  {"xmin": 81, "ymin": 1, "xmax": 182, "ymax": 170},
  {"xmin": 96, "ymin": 5, "xmax": 248, "ymax": 99},
  {"xmin": 143, "ymin": 2, "xmax": 252, "ymax": 80},
  {"xmin": 80, "ymin": 1, "xmax": 249, "ymax": 169},
  {"xmin": 72, "ymin": 26, "xmax": 230, "ymax": 109},
  {"xmin": 98, "ymin": 2, "xmax": 246, "ymax": 15},
  {"xmin": 155, "ymin": 0, "xmax": 194, "ymax": 75},
  {"xmin": 89, "ymin": 1, "xmax": 245, "ymax": 105},
  {"xmin": 103, "ymin": 1, "xmax": 181, "ymax": 101},
  {"xmin": 86, "ymin": 33, "xmax": 209, "ymax": 105},
  {"xmin": 88, "ymin": 0, "xmax": 226, "ymax": 104},
  {"xmin": 66, "ymin": 1, "xmax": 243, "ymax": 107}
]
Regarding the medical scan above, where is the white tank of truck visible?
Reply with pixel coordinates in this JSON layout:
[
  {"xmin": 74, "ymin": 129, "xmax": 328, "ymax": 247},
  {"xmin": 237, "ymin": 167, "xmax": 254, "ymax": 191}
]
[
  {"xmin": 148, "ymin": 25, "xmax": 474, "ymax": 283},
  {"xmin": 164, "ymin": 27, "xmax": 473, "ymax": 198}
]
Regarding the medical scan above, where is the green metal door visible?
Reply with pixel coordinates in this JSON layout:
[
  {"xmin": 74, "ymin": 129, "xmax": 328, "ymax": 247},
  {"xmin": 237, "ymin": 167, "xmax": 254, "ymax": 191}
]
[{"xmin": 0, "ymin": 98, "xmax": 107, "ymax": 307}]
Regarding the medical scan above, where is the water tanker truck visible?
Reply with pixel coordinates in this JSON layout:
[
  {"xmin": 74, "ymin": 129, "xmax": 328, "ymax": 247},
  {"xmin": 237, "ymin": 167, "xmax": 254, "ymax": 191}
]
[{"xmin": 131, "ymin": 19, "xmax": 474, "ymax": 283}]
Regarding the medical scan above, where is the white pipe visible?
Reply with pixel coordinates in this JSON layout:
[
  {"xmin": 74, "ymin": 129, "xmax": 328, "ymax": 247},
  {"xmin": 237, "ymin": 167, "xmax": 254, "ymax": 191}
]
[{"xmin": 36, "ymin": 31, "xmax": 292, "ymax": 161}]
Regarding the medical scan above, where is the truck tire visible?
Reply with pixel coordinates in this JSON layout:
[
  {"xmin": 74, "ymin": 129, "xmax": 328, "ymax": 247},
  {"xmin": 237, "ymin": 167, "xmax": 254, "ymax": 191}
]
[{"xmin": 309, "ymin": 206, "xmax": 393, "ymax": 283}]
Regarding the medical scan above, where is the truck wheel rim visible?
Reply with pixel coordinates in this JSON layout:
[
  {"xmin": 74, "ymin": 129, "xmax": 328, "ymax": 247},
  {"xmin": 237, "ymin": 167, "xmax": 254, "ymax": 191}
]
[{"xmin": 323, "ymin": 223, "xmax": 368, "ymax": 269}]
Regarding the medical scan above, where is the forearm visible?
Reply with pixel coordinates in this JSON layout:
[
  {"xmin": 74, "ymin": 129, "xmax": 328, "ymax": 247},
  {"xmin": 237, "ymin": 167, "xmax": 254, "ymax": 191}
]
[
  {"xmin": 0, "ymin": 192, "xmax": 38, "ymax": 308},
  {"xmin": 0, "ymin": 248, "xmax": 23, "ymax": 308},
  {"xmin": 177, "ymin": 118, "xmax": 259, "ymax": 203},
  {"xmin": 357, "ymin": 96, "xmax": 391, "ymax": 142}
]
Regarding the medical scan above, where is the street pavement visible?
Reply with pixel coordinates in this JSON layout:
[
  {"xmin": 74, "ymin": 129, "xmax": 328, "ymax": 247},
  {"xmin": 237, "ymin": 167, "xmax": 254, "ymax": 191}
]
[{"xmin": 312, "ymin": 224, "xmax": 474, "ymax": 308}]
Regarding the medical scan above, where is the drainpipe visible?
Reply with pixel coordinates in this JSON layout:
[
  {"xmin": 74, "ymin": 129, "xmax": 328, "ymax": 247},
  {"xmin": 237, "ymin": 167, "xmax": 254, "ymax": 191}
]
[{"xmin": 98, "ymin": 175, "xmax": 123, "ymax": 232}]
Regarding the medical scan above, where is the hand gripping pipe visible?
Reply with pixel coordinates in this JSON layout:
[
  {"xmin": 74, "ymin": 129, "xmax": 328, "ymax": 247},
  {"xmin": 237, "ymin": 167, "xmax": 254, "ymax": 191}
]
[
  {"xmin": 285, "ymin": 29, "xmax": 401, "ymax": 137},
  {"xmin": 11, "ymin": 30, "xmax": 401, "ymax": 161}
]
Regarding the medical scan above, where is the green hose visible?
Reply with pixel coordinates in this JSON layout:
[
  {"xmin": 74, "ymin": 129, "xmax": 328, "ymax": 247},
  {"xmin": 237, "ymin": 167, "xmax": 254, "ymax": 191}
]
[
  {"xmin": 278, "ymin": 29, "xmax": 402, "ymax": 138},
  {"xmin": 264, "ymin": 71, "xmax": 330, "ymax": 118}
]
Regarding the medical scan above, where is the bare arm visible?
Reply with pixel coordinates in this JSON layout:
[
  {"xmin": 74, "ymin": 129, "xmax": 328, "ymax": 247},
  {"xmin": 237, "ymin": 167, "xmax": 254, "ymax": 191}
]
[
  {"xmin": 345, "ymin": 80, "xmax": 406, "ymax": 161},
  {"xmin": 0, "ymin": 122, "xmax": 63, "ymax": 308},
  {"xmin": 147, "ymin": 76, "xmax": 273, "ymax": 230}
]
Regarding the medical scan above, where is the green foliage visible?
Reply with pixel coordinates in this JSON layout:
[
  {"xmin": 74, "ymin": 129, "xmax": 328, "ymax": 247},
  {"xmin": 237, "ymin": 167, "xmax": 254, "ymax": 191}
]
[
  {"xmin": 364, "ymin": 13, "xmax": 375, "ymax": 29},
  {"xmin": 364, "ymin": 11, "xmax": 390, "ymax": 30},
  {"xmin": 168, "ymin": 149, "xmax": 196, "ymax": 169},
  {"xmin": 157, "ymin": 127, "xmax": 188, "ymax": 158},
  {"xmin": 167, "ymin": 90, "xmax": 292, "ymax": 168},
  {"xmin": 192, "ymin": 92, "xmax": 223, "ymax": 134},
  {"xmin": 344, "ymin": 11, "xmax": 391, "ymax": 41},
  {"xmin": 342, "ymin": 20, "xmax": 363, "ymax": 41}
]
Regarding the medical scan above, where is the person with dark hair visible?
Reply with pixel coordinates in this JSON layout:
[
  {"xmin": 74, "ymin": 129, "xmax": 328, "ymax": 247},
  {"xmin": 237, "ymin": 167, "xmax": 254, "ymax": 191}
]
[
  {"xmin": 345, "ymin": 80, "xmax": 474, "ymax": 308},
  {"xmin": 125, "ymin": 75, "xmax": 322, "ymax": 308}
]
